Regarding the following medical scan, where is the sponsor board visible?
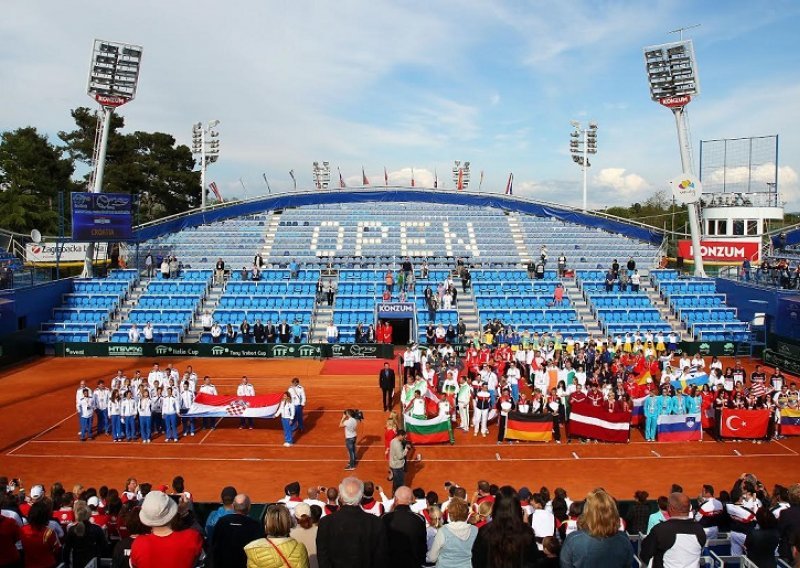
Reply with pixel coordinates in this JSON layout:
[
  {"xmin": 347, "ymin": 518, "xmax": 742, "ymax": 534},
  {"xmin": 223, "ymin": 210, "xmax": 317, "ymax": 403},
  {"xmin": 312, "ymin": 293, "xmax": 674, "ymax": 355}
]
[
  {"xmin": 669, "ymin": 174, "xmax": 702, "ymax": 205},
  {"xmin": 677, "ymin": 239, "xmax": 761, "ymax": 263},
  {"xmin": 26, "ymin": 242, "xmax": 108, "ymax": 264},
  {"xmin": 57, "ymin": 342, "xmax": 391, "ymax": 359},
  {"xmin": 94, "ymin": 94, "xmax": 129, "ymax": 107},
  {"xmin": 659, "ymin": 95, "xmax": 691, "ymax": 108}
]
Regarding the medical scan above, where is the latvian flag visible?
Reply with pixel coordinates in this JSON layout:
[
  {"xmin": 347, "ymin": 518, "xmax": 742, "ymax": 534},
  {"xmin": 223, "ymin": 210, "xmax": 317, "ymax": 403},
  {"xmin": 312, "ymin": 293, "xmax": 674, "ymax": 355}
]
[
  {"xmin": 186, "ymin": 393, "xmax": 283, "ymax": 418},
  {"xmin": 657, "ymin": 413, "xmax": 703, "ymax": 442},
  {"xmin": 568, "ymin": 402, "xmax": 631, "ymax": 443},
  {"xmin": 504, "ymin": 412, "xmax": 552, "ymax": 442},
  {"xmin": 780, "ymin": 408, "xmax": 800, "ymax": 436},
  {"xmin": 404, "ymin": 413, "xmax": 454, "ymax": 445}
]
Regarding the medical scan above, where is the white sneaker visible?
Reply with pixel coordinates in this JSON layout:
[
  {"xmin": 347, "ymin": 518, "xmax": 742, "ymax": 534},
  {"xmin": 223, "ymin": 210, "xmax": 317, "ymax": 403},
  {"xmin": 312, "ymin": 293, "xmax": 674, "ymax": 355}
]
[
  {"xmin": 190, "ymin": 432, "xmax": 195, "ymax": 436},
  {"xmin": 283, "ymin": 442, "xmax": 292, "ymax": 447}
]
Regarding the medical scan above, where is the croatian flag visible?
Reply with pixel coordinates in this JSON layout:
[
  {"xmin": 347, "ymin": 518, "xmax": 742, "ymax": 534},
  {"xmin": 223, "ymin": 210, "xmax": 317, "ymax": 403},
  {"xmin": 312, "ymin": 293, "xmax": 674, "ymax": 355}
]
[
  {"xmin": 657, "ymin": 413, "xmax": 703, "ymax": 442},
  {"xmin": 186, "ymin": 393, "xmax": 283, "ymax": 418}
]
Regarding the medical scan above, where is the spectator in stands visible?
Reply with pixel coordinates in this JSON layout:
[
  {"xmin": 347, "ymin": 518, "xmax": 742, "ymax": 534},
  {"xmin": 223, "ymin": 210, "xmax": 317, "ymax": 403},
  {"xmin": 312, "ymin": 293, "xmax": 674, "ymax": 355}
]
[
  {"xmin": 240, "ymin": 266, "xmax": 249, "ymax": 281},
  {"xmin": 461, "ymin": 267, "xmax": 471, "ymax": 292},
  {"xmin": 240, "ymin": 319, "xmax": 252, "ymax": 342},
  {"xmin": 560, "ymin": 489, "xmax": 632, "ymax": 568},
  {"xmin": 742, "ymin": 258, "xmax": 752, "ymax": 281},
  {"xmin": 630, "ymin": 269, "xmax": 641, "ymax": 292},
  {"xmin": 169, "ymin": 256, "xmax": 179, "ymax": 279},
  {"xmin": 215, "ymin": 258, "xmax": 226, "ymax": 284},
  {"xmin": 779, "ymin": 484, "xmax": 800, "ymax": 562},
  {"xmin": 292, "ymin": 320, "xmax": 303, "ymax": 343},
  {"xmin": 604, "ymin": 270, "xmax": 615, "ymax": 292},
  {"xmin": 126, "ymin": 323, "xmax": 140, "ymax": 343},
  {"xmin": 553, "ymin": 284, "xmax": 565, "ymax": 307},
  {"xmin": 130, "ymin": 491, "xmax": 203, "ymax": 568},
  {"xmin": 144, "ymin": 253, "xmax": 154, "ymax": 278},
  {"xmin": 745, "ymin": 506, "xmax": 780, "ymax": 568},
  {"xmin": 472, "ymin": 486, "xmax": 540, "ymax": 566},
  {"xmin": 111, "ymin": 505, "xmax": 145, "ymax": 568},
  {"xmin": 251, "ymin": 265, "xmax": 261, "ymax": 281},
  {"xmin": 25, "ymin": 501, "xmax": 62, "ymax": 565},
  {"xmin": 535, "ymin": 262, "xmax": 545, "ymax": 280},
  {"xmin": 625, "ymin": 490, "xmax": 651, "ymax": 535},
  {"xmin": 289, "ymin": 260, "xmax": 299, "ymax": 279},
  {"xmin": 382, "ymin": 486, "xmax": 427, "ymax": 568},
  {"xmin": 557, "ymin": 253, "xmax": 567, "ymax": 277},
  {"xmin": 225, "ymin": 323, "xmax": 237, "ymax": 342},
  {"xmin": 201, "ymin": 311, "xmax": 213, "ymax": 333},
  {"xmin": 427, "ymin": 497, "xmax": 477, "ymax": 567},
  {"xmin": 290, "ymin": 503, "xmax": 319, "ymax": 568},
  {"xmin": 385, "ymin": 269, "xmax": 395, "ymax": 293},
  {"xmin": 210, "ymin": 322, "xmax": 223, "ymax": 343},
  {"xmin": 627, "ymin": 256, "xmax": 636, "ymax": 273},
  {"xmin": 143, "ymin": 322, "xmax": 154, "ymax": 343},
  {"xmin": 278, "ymin": 320, "xmax": 291, "ymax": 343},
  {"xmin": 316, "ymin": 477, "xmax": 389, "ymax": 567},
  {"xmin": 266, "ymin": 320, "xmax": 277, "ymax": 344},
  {"xmin": 160, "ymin": 258, "xmax": 170, "ymax": 280},
  {"xmin": 611, "ymin": 259, "xmax": 620, "ymax": 277},
  {"xmin": 324, "ymin": 322, "xmax": 338, "ymax": 344},
  {"xmin": 63, "ymin": 501, "xmax": 106, "ymax": 567},
  {"xmin": 254, "ymin": 253, "xmax": 265, "ymax": 271},
  {"xmin": 212, "ymin": 494, "xmax": 263, "ymax": 568},
  {"xmin": 205, "ymin": 486, "xmax": 238, "ymax": 541},
  {"xmin": 253, "ymin": 319, "xmax": 266, "ymax": 343},
  {"xmin": 326, "ymin": 282, "xmax": 336, "ymax": 306},
  {"xmin": 0, "ymin": 504, "xmax": 21, "ymax": 566},
  {"xmin": 641, "ymin": 493, "xmax": 705, "ymax": 567}
]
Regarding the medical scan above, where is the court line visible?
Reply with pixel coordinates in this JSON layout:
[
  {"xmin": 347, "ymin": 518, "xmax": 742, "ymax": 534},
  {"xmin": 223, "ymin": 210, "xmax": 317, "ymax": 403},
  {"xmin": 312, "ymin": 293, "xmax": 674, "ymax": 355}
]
[
  {"xmin": 6, "ymin": 413, "xmax": 77, "ymax": 456},
  {"xmin": 774, "ymin": 441, "xmax": 800, "ymax": 456},
  {"xmin": 6, "ymin": 452, "xmax": 797, "ymax": 464},
  {"xmin": 198, "ymin": 419, "xmax": 223, "ymax": 444}
]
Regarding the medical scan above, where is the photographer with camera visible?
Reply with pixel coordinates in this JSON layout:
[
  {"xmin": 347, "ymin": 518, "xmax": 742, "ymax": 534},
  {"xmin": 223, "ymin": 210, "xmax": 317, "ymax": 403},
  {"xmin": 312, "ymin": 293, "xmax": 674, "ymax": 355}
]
[{"xmin": 340, "ymin": 409, "xmax": 362, "ymax": 471}]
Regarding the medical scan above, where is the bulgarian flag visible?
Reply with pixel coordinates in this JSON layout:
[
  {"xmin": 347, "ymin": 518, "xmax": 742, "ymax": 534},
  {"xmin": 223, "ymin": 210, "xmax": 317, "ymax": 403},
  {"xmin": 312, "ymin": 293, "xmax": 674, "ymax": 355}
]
[
  {"xmin": 186, "ymin": 393, "xmax": 283, "ymax": 418},
  {"xmin": 505, "ymin": 412, "xmax": 552, "ymax": 442},
  {"xmin": 780, "ymin": 408, "xmax": 800, "ymax": 436},
  {"xmin": 404, "ymin": 413, "xmax": 454, "ymax": 445}
]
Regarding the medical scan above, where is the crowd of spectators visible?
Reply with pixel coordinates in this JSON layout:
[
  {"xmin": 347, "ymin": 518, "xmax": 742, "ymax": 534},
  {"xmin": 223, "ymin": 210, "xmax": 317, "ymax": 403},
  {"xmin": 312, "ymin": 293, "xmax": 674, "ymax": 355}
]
[{"xmin": 2, "ymin": 473, "xmax": 800, "ymax": 567}]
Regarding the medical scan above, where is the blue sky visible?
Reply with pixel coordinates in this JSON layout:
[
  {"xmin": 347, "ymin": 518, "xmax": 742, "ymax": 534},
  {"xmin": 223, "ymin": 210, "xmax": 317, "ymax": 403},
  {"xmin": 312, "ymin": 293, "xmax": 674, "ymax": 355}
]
[{"xmin": 1, "ymin": 0, "xmax": 799, "ymax": 210}]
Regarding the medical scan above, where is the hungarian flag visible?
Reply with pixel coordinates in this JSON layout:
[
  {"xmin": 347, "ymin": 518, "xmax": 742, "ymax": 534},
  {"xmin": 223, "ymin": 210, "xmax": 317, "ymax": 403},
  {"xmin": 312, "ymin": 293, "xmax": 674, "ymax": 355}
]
[
  {"xmin": 657, "ymin": 413, "xmax": 703, "ymax": 442},
  {"xmin": 209, "ymin": 181, "xmax": 223, "ymax": 202},
  {"xmin": 568, "ymin": 402, "xmax": 631, "ymax": 443},
  {"xmin": 362, "ymin": 167, "xmax": 370, "ymax": 186},
  {"xmin": 457, "ymin": 168, "xmax": 464, "ymax": 191},
  {"xmin": 505, "ymin": 172, "xmax": 513, "ymax": 195},
  {"xmin": 719, "ymin": 408, "xmax": 770, "ymax": 439},
  {"xmin": 338, "ymin": 167, "xmax": 345, "ymax": 189},
  {"xmin": 780, "ymin": 408, "xmax": 800, "ymax": 436},
  {"xmin": 505, "ymin": 412, "xmax": 552, "ymax": 442},
  {"xmin": 404, "ymin": 413, "xmax": 454, "ymax": 445},
  {"xmin": 186, "ymin": 393, "xmax": 283, "ymax": 418}
]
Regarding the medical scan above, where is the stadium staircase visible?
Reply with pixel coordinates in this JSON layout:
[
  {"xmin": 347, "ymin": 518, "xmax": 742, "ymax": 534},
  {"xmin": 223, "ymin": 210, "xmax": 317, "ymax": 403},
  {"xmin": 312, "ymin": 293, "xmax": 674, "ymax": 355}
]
[
  {"xmin": 454, "ymin": 274, "xmax": 481, "ymax": 337},
  {"xmin": 505, "ymin": 212, "xmax": 533, "ymax": 265},
  {"xmin": 310, "ymin": 272, "xmax": 337, "ymax": 343},
  {"xmin": 258, "ymin": 211, "xmax": 280, "ymax": 261},
  {"xmin": 184, "ymin": 279, "xmax": 226, "ymax": 342},
  {"xmin": 640, "ymin": 277, "xmax": 690, "ymax": 341},
  {"xmin": 562, "ymin": 278, "xmax": 602, "ymax": 337},
  {"xmin": 97, "ymin": 278, "xmax": 149, "ymax": 342}
]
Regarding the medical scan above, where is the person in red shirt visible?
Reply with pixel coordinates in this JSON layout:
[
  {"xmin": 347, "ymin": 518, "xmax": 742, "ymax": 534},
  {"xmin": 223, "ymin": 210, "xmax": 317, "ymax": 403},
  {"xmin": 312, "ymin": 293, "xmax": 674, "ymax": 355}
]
[
  {"xmin": 0, "ymin": 512, "xmax": 22, "ymax": 567},
  {"xmin": 20, "ymin": 501, "xmax": 60, "ymax": 568},
  {"xmin": 130, "ymin": 491, "xmax": 203, "ymax": 568},
  {"xmin": 87, "ymin": 496, "xmax": 110, "ymax": 533},
  {"xmin": 52, "ymin": 493, "xmax": 75, "ymax": 529},
  {"xmin": 586, "ymin": 385, "xmax": 603, "ymax": 407}
]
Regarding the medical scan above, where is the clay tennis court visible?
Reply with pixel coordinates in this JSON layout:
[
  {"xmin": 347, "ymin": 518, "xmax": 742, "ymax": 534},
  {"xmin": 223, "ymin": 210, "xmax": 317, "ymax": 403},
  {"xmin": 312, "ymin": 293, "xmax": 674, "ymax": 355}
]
[{"xmin": 1, "ymin": 355, "xmax": 798, "ymax": 502}]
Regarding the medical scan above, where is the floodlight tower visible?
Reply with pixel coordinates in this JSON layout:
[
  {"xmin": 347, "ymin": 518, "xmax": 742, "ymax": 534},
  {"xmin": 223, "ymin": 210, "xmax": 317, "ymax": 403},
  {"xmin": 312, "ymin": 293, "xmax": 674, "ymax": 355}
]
[
  {"xmin": 84, "ymin": 39, "xmax": 143, "ymax": 277},
  {"xmin": 643, "ymin": 39, "xmax": 705, "ymax": 276},
  {"xmin": 192, "ymin": 120, "xmax": 221, "ymax": 209},
  {"xmin": 312, "ymin": 161, "xmax": 331, "ymax": 190},
  {"xmin": 569, "ymin": 121, "xmax": 598, "ymax": 212},
  {"xmin": 452, "ymin": 161, "xmax": 471, "ymax": 190}
]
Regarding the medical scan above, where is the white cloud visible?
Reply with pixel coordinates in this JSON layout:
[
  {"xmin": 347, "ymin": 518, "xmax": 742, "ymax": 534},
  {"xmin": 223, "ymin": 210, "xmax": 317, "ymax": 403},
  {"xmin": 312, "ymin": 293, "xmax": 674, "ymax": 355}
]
[{"xmin": 593, "ymin": 168, "xmax": 650, "ymax": 196}]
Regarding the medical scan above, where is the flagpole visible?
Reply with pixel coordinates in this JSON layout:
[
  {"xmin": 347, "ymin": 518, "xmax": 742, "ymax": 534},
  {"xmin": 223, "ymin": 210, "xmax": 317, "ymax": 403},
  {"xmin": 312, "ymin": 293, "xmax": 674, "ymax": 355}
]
[{"xmin": 262, "ymin": 173, "xmax": 271, "ymax": 194}]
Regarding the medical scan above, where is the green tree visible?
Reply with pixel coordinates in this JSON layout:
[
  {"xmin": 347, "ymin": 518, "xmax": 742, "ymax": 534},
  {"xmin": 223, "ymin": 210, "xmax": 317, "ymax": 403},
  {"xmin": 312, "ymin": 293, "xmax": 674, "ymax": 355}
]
[
  {"xmin": 59, "ymin": 107, "xmax": 201, "ymax": 222},
  {"xmin": 0, "ymin": 127, "xmax": 74, "ymax": 234}
]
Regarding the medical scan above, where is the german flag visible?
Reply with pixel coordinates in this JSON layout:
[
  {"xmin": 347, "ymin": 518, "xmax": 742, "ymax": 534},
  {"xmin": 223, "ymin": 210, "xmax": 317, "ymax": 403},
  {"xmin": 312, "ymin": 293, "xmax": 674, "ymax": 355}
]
[
  {"xmin": 505, "ymin": 412, "xmax": 553, "ymax": 442},
  {"xmin": 781, "ymin": 408, "xmax": 800, "ymax": 436}
]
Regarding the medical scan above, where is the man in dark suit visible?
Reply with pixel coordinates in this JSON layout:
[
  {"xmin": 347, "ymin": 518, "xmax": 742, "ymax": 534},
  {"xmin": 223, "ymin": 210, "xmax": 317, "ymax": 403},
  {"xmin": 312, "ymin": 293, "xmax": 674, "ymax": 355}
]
[
  {"xmin": 317, "ymin": 477, "xmax": 388, "ymax": 568},
  {"xmin": 265, "ymin": 320, "xmax": 276, "ymax": 343},
  {"xmin": 278, "ymin": 319, "xmax": 291, "ymax": 343},
  {"xmin": 379, "ymin": 362, "xmax": 396, "ymax": 411},
  {"xmin": 382, "ymin": 486, "xmax": 427, "ymax": 568}
]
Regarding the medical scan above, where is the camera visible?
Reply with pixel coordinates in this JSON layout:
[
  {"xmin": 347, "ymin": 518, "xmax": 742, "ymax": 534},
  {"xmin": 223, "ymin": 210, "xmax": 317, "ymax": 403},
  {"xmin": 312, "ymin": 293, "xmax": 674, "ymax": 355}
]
[{"xmin": 348, "ymin": 409, "xmax": 364, "ymax": 421}]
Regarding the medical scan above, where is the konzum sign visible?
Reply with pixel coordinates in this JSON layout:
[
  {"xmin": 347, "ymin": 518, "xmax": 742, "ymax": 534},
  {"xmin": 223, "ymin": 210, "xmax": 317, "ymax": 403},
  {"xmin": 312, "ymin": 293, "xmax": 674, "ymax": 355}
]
[{"xmin": 677, "ymin": 239, "xmax": 760, "ymax": 263}]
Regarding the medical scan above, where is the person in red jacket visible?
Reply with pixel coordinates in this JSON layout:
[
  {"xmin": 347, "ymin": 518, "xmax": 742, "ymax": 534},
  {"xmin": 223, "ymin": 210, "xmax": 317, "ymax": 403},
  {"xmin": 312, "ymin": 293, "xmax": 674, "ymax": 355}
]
[{"xmin": 130, "ymin": 491, "xmax": 203, "ymax": 568}]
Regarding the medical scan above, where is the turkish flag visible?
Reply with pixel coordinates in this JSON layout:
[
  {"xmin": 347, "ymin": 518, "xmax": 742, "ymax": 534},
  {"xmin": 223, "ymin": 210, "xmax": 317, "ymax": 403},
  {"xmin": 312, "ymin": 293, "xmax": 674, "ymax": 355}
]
[{"xmin": 719, "ymin": 408, "xmax": 770, "ymax": 439}]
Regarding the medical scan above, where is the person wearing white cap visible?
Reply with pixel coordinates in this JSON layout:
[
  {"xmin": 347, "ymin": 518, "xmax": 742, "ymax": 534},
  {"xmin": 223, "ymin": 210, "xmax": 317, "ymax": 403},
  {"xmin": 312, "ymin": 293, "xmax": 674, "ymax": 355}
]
[
  {"xmin": 290, "ymin": 502, "xmax": 319, "ymax": 568},
  {"xmin": 129, "ymin": 491, "xmax": 204, "ymax": 568}
]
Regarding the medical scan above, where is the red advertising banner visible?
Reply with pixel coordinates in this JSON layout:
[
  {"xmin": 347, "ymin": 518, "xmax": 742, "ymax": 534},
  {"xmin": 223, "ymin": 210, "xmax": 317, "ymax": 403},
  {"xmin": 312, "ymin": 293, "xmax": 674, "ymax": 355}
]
[
  {"xmin": 677, "ymin": 239, "xmax": 760, "ymax": 263},
  {"xmin": 659, "ymin": 95, "xmax": 691, "ymax": 108}
]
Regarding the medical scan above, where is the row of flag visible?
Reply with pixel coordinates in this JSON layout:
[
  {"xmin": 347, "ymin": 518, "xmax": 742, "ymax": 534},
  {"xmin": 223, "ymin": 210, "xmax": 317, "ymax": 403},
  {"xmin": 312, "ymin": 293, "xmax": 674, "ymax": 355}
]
[{"xmin": 208, "ymin": 169, "xmax": 516, "ymax": 197}]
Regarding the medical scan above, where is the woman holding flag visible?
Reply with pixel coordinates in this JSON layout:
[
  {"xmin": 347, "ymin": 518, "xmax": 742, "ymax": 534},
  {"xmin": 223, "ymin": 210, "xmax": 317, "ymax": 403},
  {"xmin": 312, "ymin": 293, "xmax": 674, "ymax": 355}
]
[{"xmin": 278, "ymin": 392, "xmax": 296, "ymax": 447}]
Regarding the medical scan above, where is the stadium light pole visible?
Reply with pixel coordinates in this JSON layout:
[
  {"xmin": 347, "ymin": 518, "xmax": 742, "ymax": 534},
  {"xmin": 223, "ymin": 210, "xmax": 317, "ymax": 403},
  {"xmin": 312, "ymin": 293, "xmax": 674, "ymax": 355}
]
[
  {"xmin": 84, "ymin": 39, "xmax": 143, "ymax": 277},
  {"xmin": 192, "ymin": 120, "xmax": 221, "ymax": 210},
  {"xmin": 569, "ymin": 120, "xmax": 598, "ymax": 212},
  {"xmin": 312, "ymin": 161, "xmax": 331, "ymax": 190},
  {"xmin": 644, "ymin": 39, "xmax": 705, "ymax": 277}
]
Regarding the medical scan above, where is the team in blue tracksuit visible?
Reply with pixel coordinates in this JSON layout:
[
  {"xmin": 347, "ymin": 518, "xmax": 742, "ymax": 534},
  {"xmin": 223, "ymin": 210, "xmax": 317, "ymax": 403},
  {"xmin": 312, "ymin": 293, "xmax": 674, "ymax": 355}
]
[{"xmin": 643, "ymin": 391, "xmax": 661, "ymax": 441}]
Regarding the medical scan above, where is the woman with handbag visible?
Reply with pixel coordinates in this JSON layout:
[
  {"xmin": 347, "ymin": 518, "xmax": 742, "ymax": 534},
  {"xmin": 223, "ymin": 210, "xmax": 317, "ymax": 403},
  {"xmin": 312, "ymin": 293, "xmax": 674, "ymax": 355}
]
[{"xmin": 245, "ymin": 504, "xmax": 309, "ymax": 568}]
